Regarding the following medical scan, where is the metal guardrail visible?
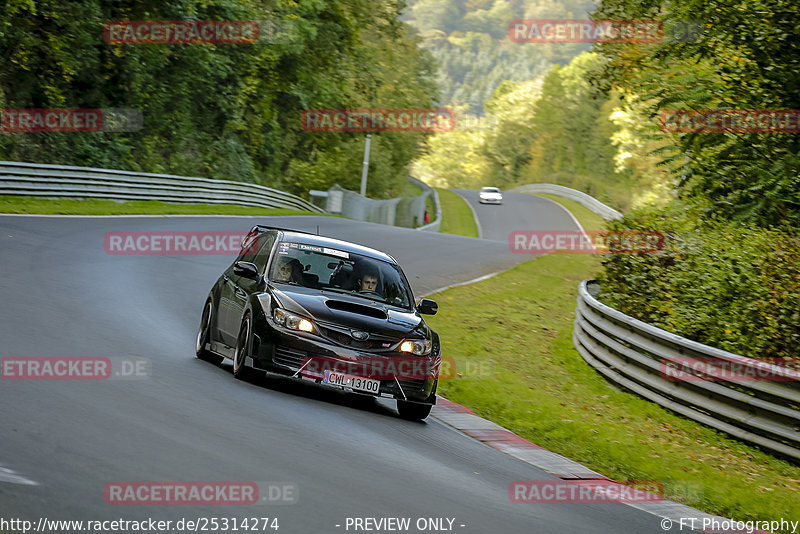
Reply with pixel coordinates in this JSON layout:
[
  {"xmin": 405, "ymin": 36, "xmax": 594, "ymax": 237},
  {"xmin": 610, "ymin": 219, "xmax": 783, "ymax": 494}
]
[
  {"xmin": 0, "ymin": 161, "xmax": 323, "ymax": 212},
  {"xmin": 574, "ymin": 280, "xmax": 800, "ymax": 461},
  {"xmin": 510, "ymin": 183, "xmax": 623, "ymax": 221},
  {"xmin": 316, "ymin": 177, "xmax": 438, "ymax": 230},
  {"xmin": 408, "ymin": 176, "xmax": 441, "ymax": 232}
]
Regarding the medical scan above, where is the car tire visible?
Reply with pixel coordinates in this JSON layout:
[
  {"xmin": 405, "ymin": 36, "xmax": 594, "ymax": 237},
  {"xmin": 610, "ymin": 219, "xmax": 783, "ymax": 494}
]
[
  {"xmin": 233, "ymin": 314, "xmax": 254, "ymax": 380},
  {"xmin": 397, "ymin": 399, "xmax": 433, "ymax": 421},
  {"xmin": 196, "ymin": 300, "xmax": 223, "ymax": 364}
]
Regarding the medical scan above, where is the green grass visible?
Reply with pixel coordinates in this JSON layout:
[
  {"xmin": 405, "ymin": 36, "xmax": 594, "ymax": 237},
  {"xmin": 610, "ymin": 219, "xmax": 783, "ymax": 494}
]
[
  {"xmin": 425, "ymin": 194, "xmax": 436, "ymax": 223},
  {"xmin": 398, "ymin": 180, "xmax": 425, "ymax": 199},
  {"xmin": 427, "ymin": 250, "xmax": 800, "ymax": 531},
  {"xmin": 437, "ymin": 188, "xmax": 478, "ymax": 238},
  {"xmin": 0, "ymin": 195, "xmax": 330, "ymax": 217}
]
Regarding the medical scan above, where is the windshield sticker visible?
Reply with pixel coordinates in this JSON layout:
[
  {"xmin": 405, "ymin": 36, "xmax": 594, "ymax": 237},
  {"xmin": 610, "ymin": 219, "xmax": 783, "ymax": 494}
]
[
  {"xmin": 323, "ymin": 247, "xmax": 349, "ymax": 259},
  {"xmin": 278, "ymin": 242, "xmax": 291, "ymax": 253},
  {"xmin": 297, "ymin": 244, "xmax": 323, "ymax": 253}
]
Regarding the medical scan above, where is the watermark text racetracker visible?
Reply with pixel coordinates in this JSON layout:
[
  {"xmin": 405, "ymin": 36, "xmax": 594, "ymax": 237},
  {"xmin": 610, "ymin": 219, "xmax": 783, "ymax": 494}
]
[
  {"xmin": 105, "ymin": 231, "xmax": 248, "ymax": 255},
  {"xmin": 0, "ymin": 516, "xmax": 280, "ymax": 534},
  {"xmin": 510, "ymin": 19, "xmax": 662, "ymax": 43},
  {"xmin": 510, "ymin": 230, "xmax": 665, "ymax": 254},
  {"xmin": 104, "ymin": 20, "xmax": 259, "ymax": 44},
  {"xmin": 104, "ymin": 19, "xmax": 299, "ymax": 45},
  {"xmin": 301, "ymin": 108, "xmax": 455, "ymax": 133},
  {"xmin": 661, "ymin": 357, "xmax": 800, "ymax": 382},
  {"xmin": 298, "ymin": 355, "xmax": 495, "ymax": 382},
  {"xmin": 510, "ymin": 480, "xmax": 664, "ymax": 504},
  {"xmin": 104, "ymin": 481, "xmax": 297, "ymax": 505},
  {"xmin": 660, "ymin": 109, "xmax": 800, "ymax": 133},
  {"xmin": 509, "ymin": 19, "xmax": 702, "ymax": 43},
  {"xmin": 0, "ymin": 357, "xmax": 150, "ymax": 380},
  {"xmin": 1, "ymin": 108, "xmax": 142, "ymax": 132}
]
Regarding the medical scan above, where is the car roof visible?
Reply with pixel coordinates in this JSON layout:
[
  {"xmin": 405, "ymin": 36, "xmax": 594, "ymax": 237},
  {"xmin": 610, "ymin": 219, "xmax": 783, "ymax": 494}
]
[{"xmin": 254, "ymin": 226, "xmax": 397, "ymax": 264}]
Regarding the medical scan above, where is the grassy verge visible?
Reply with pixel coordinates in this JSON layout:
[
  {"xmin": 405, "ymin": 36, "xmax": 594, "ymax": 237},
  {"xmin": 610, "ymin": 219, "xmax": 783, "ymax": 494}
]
[
  {"xmin": 437, "ymin": 188, "xmax": 478, "ymax": 238},
  {"xmin": 425, "ymin": 194, "xmax": 436, "ymax": 224},
  {"xmin": 427, "ymin": 235, "xmax": 799, "ymax": 531},
  {"xmin": 0, "ymin": 195, "xmax": 330, "ymax": 217},
  {"xmin": 399, "ymin": 180, "xmax": 425, "ymax": 199}
]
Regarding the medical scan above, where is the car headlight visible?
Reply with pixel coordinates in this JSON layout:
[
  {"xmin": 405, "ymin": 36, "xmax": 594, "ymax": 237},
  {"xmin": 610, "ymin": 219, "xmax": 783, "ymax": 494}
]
[
  {"xmin": 399, "ymin": 339, "xmax": 432, "ymax": 356},
  {"xmin": 273, "ymin": 308, "xmax": 314, "ymax": 333}
]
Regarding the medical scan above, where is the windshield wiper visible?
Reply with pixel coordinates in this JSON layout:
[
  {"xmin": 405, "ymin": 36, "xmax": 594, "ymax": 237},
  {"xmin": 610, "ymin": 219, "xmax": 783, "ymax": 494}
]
[
  {"xmin": 322, "ymin": 287, "xmax": 386, "ymax": 304},
  {"xmin": 321, "ymin": 287, "xmax": 352, "ymax": 295}
]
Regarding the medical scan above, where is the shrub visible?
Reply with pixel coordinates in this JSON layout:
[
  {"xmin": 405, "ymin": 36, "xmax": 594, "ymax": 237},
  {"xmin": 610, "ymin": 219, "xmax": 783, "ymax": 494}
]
[{"xmin": 596, "ymin": 202, "xmax": 800, "ymax": 360}]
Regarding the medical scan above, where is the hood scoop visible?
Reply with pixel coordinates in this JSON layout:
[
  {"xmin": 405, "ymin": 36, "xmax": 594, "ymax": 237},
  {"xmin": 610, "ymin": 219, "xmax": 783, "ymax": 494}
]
[{"xmin": 325, "ymin": 299, "xmax": 387, "ymax": 320}]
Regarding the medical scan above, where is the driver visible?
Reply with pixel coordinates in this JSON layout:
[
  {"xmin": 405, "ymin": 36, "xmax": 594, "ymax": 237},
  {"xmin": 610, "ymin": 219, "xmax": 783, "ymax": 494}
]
[
  {"xmin": 359, "ymin": 273, "xmax": 379, "ymax": 292},
  {"xmin": 354, "ymin": 262, "xmax": 381, "ymax": 295}
]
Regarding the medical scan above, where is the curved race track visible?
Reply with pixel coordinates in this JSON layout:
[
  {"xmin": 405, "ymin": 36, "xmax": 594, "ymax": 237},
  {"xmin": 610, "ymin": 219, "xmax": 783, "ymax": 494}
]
[{"xmin": 0, "ymin": 194, "xmax": 688, "ymax": 533}]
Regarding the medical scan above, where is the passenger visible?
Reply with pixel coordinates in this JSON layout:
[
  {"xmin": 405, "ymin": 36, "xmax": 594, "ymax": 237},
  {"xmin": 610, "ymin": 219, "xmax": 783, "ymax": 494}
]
[{"xmin": 273, "ymin": 257, "xmax": 304, "ymax": 284}]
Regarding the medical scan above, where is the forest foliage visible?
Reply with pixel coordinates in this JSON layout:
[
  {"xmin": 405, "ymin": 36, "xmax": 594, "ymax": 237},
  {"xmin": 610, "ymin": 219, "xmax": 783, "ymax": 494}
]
[
  {"xmin": 403, "ymin": 0, "xmax": 596, "ymax": 114},
  {"xmin": 592, "ymin": 0, "xmax": 800, "ymax": 359},
  {"xmin": 412, "ymin": 0, "xmax": 799, "ymax": 359},
  {"xmin": 412, "ymin": 0, "xmax": 800, "ymax": 220},
  {"xmin": 0, "ymin": 0, "xmax": 438, "ymax": 198},
  {"xmin": 2, "ymin": 0, "xmax": 797, "ymax": 357}
]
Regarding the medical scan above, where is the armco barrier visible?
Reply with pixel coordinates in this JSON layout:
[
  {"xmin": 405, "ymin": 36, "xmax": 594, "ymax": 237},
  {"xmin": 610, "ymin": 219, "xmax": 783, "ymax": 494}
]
[
  {"xmin": 0, "ymin": 161, "xmax": 323, "ymax": 212},
  {"xmin": 510, "ymin": 183, "xmax": 623, "ymax": 221},
  {"xmin": 574, "ymin": 280, "xmax": 800, "ymax": 461},
  {"xmin": 409, "ymin": 176, "xmax": 441, "ymax": 232},
  {"xmin": 322, "ymin": 176, "xmax": 440, "ymax": 231}
]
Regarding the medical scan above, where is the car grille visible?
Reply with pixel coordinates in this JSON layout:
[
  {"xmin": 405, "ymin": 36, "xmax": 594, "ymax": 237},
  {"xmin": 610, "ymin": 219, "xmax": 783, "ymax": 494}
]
[
  {"xmin": 273, "ymin": 346, "xmax": 307, "ymax": 370},
  {"xmin": 317, "ymin": 324, "xmax": 399, "ymax": 352}
]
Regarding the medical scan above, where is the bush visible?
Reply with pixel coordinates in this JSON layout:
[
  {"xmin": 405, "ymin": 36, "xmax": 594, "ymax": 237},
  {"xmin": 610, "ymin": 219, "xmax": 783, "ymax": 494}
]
[{"xmin": 596, "ymin": 202, "xmax": 800, "ymax": 360}]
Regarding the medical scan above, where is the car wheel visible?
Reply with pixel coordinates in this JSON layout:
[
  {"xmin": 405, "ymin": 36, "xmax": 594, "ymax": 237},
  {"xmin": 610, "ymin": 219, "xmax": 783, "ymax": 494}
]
[
  {"xmin": 196, "ymin": 300, "xmax": 223, "ymax": 364},
  {"xmin": 397, "ymin": 400, "xmax": 433, "ymax": 421},
  {"xmin": 233, "ymin": 314, "xmax": 253, "ymax": 380}
]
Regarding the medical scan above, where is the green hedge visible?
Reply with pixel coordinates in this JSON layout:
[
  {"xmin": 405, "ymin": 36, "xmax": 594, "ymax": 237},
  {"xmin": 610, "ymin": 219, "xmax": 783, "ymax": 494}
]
[{"xmin": 596, "ymin": 202, "xmax": 800, "ymax": 360}]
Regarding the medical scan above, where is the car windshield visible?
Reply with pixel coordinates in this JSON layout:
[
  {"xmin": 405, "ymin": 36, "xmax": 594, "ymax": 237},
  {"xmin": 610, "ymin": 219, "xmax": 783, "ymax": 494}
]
[
  {"xmin": 269, "ymin": 242, "xmax": 413, "ymax": 308},
  {"xmin": 481, "ymin": 187, "xmax": 500, "ymax": 193}
]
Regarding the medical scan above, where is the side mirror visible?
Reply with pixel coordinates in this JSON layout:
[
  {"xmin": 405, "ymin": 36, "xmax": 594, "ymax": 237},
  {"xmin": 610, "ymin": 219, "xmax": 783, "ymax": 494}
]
[
  {"xmin": 233, "ymin": 261, "xmax": 259, "ymax": 280},
  {"xmin": 416, "ymin": 298, "xmax": 438, "ymax": 316}
]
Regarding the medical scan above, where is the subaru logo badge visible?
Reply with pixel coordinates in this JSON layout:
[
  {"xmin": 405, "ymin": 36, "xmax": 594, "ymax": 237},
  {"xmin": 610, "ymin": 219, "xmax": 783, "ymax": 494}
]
[{"xmin": 351, "ymin": 330, "xmax": 369, "ymax": 341}]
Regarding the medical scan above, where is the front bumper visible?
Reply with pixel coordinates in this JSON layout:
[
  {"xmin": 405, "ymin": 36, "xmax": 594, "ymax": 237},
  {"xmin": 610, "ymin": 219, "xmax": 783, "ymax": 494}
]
[{"xmin": 252, "ymin": 325, "xmax": 438, "ymax": 404}]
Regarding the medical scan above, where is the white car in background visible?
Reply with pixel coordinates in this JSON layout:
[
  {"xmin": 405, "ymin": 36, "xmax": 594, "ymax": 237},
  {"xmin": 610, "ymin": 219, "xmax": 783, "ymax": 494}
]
[{"xmin": 478, "ymin": 186, "xmax": 503, "ymax": 204}]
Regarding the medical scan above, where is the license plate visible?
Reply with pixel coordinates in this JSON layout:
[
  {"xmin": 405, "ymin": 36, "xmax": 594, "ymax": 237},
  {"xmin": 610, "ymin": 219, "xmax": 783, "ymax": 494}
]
[{"xmin": 323, "ymin": 370, "xmax": 380, "ymax": 394}]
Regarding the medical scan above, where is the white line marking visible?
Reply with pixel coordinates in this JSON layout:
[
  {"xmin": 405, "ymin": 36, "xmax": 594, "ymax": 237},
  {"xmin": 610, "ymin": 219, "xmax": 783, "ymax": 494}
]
[
  {"xmin": 420, "ymin": 271, "xmax": 503, "ymax": 298},
  {"xmin": 450, "ymin": 190, "xmax": 483, "ymax": 239},
  {"xmin": 0, "ymin": 465, "xmax": 38, "ymax": 486}
]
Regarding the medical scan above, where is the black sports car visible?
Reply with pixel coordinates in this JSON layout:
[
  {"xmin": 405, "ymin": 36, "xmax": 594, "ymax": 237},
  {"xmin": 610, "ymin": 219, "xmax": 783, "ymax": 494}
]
[{"xmin": 196, "ymin": 225, "xmax": 441, "ymax": 420}]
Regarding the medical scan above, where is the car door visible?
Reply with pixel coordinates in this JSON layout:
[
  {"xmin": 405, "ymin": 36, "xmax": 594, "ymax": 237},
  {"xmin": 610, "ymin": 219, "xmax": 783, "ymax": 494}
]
[{"xmin": 219, "ymin": 231, "xmax": 276, "ymax": 344}]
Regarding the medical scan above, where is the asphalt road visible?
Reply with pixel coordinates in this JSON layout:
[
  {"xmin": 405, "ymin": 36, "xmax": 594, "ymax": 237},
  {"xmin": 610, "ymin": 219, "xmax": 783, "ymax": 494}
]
[
  {"xmin": 451, "ymin": 189, "xmax": 583, "ymax": 242},
  {"xmin": 0, "ymin": 202, "xmax": 685, "ymax": 534}
]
